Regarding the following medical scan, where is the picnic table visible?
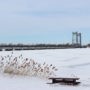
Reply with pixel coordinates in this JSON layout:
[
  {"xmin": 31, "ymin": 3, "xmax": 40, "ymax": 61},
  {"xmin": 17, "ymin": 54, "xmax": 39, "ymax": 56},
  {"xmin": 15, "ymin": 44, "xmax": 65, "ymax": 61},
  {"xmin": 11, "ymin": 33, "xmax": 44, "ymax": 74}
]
[{"xmin": 48, "ymin": 77, "xmax": 80, "ymax": 85}]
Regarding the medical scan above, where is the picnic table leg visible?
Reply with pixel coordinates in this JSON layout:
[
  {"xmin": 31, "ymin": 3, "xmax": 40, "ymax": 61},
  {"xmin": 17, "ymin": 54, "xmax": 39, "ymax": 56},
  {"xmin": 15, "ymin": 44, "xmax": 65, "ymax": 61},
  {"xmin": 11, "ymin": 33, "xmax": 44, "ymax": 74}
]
[
  {"xmin": 52, "ymin": 79, "xmax": 56, "ymax": 83},
  {"xmin": 73, "ymin": 80, "xmax": 76, "ymax": 84}
]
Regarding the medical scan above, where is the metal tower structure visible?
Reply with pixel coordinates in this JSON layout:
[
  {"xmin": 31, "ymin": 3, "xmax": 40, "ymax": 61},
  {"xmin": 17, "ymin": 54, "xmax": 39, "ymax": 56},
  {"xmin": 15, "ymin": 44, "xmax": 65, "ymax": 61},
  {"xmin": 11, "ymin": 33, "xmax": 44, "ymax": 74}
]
[{"xmin": 72, "ymin": 32, "xmax": 82, "ymax": 47}]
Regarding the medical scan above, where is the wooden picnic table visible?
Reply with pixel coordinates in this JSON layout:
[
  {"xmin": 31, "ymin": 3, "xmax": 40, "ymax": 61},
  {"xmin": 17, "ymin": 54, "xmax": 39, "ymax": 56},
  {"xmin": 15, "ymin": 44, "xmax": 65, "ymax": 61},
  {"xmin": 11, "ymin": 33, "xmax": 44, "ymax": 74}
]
[{"xmin": 48, "ymin": 77, "xmax": 80, "ymax": 85}]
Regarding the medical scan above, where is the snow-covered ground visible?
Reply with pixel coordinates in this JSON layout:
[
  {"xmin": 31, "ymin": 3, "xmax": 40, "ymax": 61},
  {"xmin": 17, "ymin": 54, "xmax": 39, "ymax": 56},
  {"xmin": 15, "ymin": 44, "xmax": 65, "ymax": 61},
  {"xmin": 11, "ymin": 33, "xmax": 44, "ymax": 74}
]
[{"xmin": 0, "ymin": 48, "xmax": 90, "ymax": 90}]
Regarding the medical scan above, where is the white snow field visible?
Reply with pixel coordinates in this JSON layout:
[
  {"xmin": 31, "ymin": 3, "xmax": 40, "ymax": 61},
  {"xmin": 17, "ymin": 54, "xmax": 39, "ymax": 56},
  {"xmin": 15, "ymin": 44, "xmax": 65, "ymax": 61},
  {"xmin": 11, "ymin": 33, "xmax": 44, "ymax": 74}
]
[{"xmin": 0, "ymin": 48, "xmax": 90, "ymax": 90}]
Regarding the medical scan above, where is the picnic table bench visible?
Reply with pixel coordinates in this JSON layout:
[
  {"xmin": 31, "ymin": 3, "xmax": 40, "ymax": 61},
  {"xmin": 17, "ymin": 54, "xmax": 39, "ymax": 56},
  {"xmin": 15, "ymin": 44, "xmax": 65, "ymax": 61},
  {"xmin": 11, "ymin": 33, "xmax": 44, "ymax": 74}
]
[{"xmin": 48, "ymin": 77, "xmax": 80, "ymax": 85}]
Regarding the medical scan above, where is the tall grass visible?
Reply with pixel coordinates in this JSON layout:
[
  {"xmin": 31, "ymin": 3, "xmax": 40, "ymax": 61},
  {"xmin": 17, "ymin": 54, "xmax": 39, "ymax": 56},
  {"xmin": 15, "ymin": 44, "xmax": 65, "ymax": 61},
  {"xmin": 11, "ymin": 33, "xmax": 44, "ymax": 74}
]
[{"xmin": 0, "ymin": 52, "xmax": 58, "ymax": 78}]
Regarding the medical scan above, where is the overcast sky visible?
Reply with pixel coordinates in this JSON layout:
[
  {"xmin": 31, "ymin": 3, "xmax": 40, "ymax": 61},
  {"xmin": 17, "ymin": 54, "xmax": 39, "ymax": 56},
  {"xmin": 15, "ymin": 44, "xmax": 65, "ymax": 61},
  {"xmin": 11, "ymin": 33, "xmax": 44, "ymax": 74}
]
[{"xmin": 0, "ymin": 0, "xmax": 90, "ymax": 44}]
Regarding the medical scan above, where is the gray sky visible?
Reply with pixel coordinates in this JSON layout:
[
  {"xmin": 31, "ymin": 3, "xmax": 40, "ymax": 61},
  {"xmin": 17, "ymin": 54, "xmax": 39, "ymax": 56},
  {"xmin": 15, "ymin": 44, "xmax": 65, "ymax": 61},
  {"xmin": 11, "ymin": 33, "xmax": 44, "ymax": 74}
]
[{"xmin": 0, "ymin": 0, "xmax": 90, "ymax": 44}]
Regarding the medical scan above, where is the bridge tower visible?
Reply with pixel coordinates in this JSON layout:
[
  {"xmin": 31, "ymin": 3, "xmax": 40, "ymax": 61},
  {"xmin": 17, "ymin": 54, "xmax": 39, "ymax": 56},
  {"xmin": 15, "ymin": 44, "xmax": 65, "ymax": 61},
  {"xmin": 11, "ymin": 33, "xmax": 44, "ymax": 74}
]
[{"xmin": 72, "ymin": 32, "xmax": 82, "ymax": 47}]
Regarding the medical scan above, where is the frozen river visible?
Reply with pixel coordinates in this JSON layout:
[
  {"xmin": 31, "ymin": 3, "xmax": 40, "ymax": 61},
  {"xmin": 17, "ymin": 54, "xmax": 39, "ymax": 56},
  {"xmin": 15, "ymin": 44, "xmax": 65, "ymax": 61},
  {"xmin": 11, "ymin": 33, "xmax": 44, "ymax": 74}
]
[{"xmin": 0, "ymin": 48, "xmax": 90, "ymax": 90}]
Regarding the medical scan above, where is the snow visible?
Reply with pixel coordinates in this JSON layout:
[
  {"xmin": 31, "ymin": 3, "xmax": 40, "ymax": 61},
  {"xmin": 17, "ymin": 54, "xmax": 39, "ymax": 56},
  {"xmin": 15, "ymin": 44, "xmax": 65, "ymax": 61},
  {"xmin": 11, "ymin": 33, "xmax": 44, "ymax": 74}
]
[{"xmin": 0, "ymin": 48, "xmax": 90, "ymax": 90}]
